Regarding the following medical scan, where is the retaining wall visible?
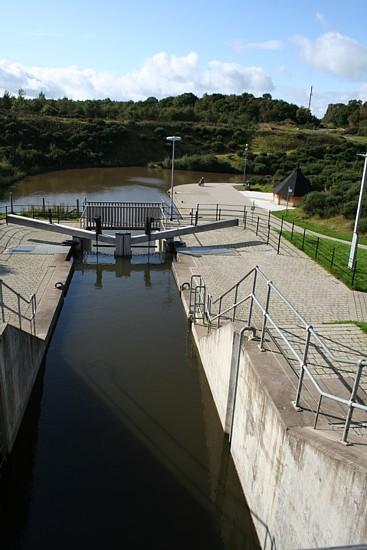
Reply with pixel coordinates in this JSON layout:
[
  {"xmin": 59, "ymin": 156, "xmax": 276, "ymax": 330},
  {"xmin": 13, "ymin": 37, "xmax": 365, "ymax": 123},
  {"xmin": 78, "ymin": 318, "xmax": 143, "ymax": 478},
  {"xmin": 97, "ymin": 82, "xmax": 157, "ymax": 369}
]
[
  {"xmin": 173, "ymin": 261, "xmax": 367, "ymax": 549},
  {"xmin": 0, "ymin": 254, "xmax": 73, "ymax": 455}
]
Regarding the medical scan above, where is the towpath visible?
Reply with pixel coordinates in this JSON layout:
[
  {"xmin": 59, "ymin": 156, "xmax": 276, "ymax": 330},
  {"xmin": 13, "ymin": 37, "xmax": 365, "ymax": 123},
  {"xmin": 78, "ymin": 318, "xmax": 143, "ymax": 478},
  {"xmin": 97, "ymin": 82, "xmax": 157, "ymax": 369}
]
[
  {"xmin": 0, "ymin": 219, "xmax": 72, "ymax": 331},
  {"xmin": 173, "ymin": 182, "xmax": 367, "ymax": 445}
]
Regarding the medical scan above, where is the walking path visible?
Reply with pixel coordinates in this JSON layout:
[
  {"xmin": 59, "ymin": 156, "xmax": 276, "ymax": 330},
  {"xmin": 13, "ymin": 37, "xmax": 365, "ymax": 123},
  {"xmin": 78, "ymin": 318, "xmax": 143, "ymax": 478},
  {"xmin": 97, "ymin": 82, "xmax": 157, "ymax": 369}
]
[
  {"xmin": 0, "ymin": 219, "xmax": 71, "ymax": 330},
  {"xmin": 173, "ymin": 182, "xmax": 367, "ymax": 445}
]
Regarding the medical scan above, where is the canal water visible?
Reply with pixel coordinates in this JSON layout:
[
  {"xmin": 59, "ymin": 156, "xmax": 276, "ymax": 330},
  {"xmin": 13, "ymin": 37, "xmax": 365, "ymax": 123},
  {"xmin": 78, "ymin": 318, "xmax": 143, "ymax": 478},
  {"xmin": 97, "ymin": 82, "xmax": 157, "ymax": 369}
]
[{"xmin": 0, "ymin": 168, "xmax": 259, "ymax": 549}]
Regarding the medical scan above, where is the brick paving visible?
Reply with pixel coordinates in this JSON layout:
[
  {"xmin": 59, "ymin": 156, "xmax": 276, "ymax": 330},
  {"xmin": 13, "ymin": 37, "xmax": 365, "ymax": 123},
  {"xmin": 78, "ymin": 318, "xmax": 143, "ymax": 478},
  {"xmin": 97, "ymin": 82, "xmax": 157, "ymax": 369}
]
[
  {"xmin": 0, "ymin": 219, "xmax": 71, "ymax": 329},
  {"xmin": 174, "ymin": 183, "xmax": 367, "ymax": 442}
]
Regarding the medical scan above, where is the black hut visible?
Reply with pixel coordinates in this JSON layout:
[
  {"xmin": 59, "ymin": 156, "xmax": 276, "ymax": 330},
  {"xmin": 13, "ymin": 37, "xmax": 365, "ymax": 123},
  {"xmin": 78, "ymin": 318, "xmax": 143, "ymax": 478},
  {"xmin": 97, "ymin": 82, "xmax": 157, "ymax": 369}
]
[{"xmin": 273, "ymin": 167, "xmax": 312, "ymax": 207}]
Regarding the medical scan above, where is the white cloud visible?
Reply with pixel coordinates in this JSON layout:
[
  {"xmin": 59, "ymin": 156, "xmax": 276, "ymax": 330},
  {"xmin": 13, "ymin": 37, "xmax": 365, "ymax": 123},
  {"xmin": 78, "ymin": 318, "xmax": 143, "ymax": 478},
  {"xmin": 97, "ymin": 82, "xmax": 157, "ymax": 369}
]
[
  {"xmin": 230, "ymin": 39, "xmax": 283, "ymax": 53},
  {"xmin": 0, "ymin": 52, "xmax": 273, "ymax": 100},
  {"xmin": 315, "ymin": 12, "xmax": 325, "ymax": 24},
  {"xmin": 294, "ymin": 32, "xmax": 367, "ymax": 80}
]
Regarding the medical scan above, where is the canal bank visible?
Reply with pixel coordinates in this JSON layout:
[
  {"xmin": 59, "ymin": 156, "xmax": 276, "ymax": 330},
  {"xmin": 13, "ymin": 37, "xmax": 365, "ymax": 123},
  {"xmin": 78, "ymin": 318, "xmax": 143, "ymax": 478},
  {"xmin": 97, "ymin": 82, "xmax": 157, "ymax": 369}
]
[
  {"xmin": 0, "ymin": 221, "xmax": 73, "ymax": 458},
  {"xmin": 171, "ymin": 182, "xmax": 367, "ymax": 549}
]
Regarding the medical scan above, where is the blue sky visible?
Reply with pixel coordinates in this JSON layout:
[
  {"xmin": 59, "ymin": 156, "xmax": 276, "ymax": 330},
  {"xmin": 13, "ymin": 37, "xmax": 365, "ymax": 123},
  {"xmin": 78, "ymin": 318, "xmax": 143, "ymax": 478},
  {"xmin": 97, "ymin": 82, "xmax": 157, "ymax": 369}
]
[{"xmin": 1, "ymin": 0, "xmax": 367, "ymax": 115}]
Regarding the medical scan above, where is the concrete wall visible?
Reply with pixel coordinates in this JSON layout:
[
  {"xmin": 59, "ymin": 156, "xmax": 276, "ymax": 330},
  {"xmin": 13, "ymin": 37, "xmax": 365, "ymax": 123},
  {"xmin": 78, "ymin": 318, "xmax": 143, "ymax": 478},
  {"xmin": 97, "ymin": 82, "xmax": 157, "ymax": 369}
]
[
  {"xmin": 188, "ymin": 317, "xmax": 367, "ymax": 549},
  {"xmin": 0, "ymin": 253, "xmax": 73, "ymax": 456},
  {"xmin": 0, "ymin": 324, "xmax": 44, "ymax": 451}
]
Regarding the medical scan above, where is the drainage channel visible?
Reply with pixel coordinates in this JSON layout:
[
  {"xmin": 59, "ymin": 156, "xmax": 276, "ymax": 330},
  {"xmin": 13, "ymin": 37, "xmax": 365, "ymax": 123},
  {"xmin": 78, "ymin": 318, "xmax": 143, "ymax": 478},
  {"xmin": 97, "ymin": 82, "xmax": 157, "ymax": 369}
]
[{"xmin": 0, "ymin": 249, "xmax": 259, "ymax": 550}]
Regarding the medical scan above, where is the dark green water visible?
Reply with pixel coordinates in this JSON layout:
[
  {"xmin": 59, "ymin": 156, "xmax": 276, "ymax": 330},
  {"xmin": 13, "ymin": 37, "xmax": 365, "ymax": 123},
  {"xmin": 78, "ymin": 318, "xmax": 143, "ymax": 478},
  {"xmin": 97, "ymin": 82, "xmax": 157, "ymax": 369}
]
[{"xmin": 0, "ymin": 169, "xmax": 259, "ymax": 549}]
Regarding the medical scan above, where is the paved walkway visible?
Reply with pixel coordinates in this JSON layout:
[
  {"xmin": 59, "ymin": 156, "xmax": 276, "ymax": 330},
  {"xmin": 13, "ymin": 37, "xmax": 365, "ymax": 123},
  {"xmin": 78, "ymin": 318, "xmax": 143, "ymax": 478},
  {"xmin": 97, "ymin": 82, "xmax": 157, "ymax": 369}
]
[
  {"xmin": 174, "ymin": 183, "xmax": 367, "ymax": 444},
  {"xmin": 0, "ymin": 220, "xmax": 71, "ymax": 330}
]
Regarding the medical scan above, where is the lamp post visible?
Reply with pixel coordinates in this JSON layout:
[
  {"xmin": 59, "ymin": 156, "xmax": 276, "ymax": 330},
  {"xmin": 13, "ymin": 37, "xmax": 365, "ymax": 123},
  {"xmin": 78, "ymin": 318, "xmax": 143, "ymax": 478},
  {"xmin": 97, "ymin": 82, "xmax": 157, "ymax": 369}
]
[
  {"xmin": 166, "ymin": 136, "xmax": 181, "ymax": 220},
  {"xmin": 348, "ymin": 151, "xmax": 367, "ymax": 270},
  {"xmin": 286, "ymin": 186, "xmax": 293, "ymax": 211},
  {"xmin": 243, "ymin": 143, "xmax": 249, "ymax": 186}
]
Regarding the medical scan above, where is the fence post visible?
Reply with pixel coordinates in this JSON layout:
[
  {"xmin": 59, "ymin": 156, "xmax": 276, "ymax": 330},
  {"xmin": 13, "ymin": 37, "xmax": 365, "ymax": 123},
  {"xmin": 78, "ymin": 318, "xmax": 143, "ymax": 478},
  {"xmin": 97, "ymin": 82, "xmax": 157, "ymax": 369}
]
[
  {"xmin": 351, "ymin": 261, "xmax": 357, "ymax": 287},
  {"xmin": 256, "ymin": 216, "xmax": 259, "ymax": 235},
  {"xmin": 259, "ymin": 282, "xmax": 272, "ymax": 351},
  {"xmin": 294, "ymin": 325, "xmax": 312, "ymax": 410},
  {"xmin": 10, "ymin": 192, "xmax": 14, "ymax": 214},
  {"xmin": 267, "ymin": 223, "xmax": 270, "ymax": 245},
  {"xmin": 291, "ymin": 221, "xmax": 295, "ymax": 240},
  {"xmin": 277, "ymin": 217, "xmax": 283, "ymax": 255},
  {"xmin": 341, "ymin": 359, "xmax": 366, "ymax": 444},
  {"xmin": 216, "ymin": 204, "xmax": 219, "ymax": 221},
  {"xmin": 302, "ymin": 228, "xmax": 306, "ymax": 250},
  {"xmin": 330, "ymin": 247, "xmax": 335, "ymax": 268},
  {"xmin": 232, "ymin": 283, "xmax": 239, "ymax": 322},
  {"xmin": 42, "ymin": 197, "xmax": 45, "ymax": 214},
  {"xmin": 315, "ymin": 237, "xmax": 320, "ymax": 258},
  {"xmin": 247, "ymin": 268, "xmax": 257, "ymax": 326},
  {"xmin": 76, "ymin": 199, "xmax": 80, "ymax": 215},
  {"xmin": 0, "ymin": 280, "xmax": 5, "ymax": 322},
  {"xmin": 48, "ymin": 209, "xmax": 53, "ymax": 224},
  {"xmin": 57, "ymin": 205, "xmax": 60, "ymax": 224}
]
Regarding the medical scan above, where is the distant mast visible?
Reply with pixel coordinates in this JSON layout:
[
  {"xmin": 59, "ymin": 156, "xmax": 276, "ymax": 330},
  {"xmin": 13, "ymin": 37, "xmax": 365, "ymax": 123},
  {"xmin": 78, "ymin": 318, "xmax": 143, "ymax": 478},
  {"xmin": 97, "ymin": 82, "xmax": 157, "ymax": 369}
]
[{"xmin": 308, "ymin": 85, "xmax": 313, "ymax": 112}]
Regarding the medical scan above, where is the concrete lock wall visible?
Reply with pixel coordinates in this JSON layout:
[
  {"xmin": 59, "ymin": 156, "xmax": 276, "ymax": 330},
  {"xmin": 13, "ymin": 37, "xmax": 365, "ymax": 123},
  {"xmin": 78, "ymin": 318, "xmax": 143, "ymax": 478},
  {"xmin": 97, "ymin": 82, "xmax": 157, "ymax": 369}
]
[
  {"xmin": 189, "ymin": 320, "xmax": 367, "ymax": 549},
  {"xmin": 0, "ymin": 324, "xmax": 44, "ymax": 451},
  {"xmin": 0, "ymin": 253, "xmax": 73, "ymax": 456}
]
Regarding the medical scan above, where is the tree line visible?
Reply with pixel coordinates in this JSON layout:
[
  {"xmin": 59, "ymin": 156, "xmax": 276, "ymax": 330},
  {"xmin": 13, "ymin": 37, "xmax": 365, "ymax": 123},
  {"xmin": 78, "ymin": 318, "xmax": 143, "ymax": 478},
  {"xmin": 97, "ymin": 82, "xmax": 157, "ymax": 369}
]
[{"xmin": 0, "ymin": 91, "xmax": 366, "ymax": 231}]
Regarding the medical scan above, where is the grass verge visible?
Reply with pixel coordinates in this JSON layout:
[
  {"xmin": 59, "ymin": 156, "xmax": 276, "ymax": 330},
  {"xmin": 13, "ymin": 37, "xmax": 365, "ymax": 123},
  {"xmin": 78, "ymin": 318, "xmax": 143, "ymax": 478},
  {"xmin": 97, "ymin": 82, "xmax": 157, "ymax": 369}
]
[
  {"xmin": 282, "ymin": 230, "xmax": 367, "ymax": 292},
  {"xmin": 273, "ymin": 209, "xmax": 367, "ymax": 246}
]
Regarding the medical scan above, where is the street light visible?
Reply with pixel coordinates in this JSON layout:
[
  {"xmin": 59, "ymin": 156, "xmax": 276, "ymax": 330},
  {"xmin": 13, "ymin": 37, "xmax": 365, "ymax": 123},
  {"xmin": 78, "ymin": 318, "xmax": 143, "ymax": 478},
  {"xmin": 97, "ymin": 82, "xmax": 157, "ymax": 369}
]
[
  {"xmin": 348, "ymin": 151, "xmax": 367, "ymax": 270},
  {"xmin": 166, "ymin": 135, "xmax": 182, "ymax": 220},
  {"xmin": 243, "ymin": 143, "xmax": 249, "ymax": 185},
  {"xmin": 286, "ymin": 187, "xmax": 293, "ymax": 211}
]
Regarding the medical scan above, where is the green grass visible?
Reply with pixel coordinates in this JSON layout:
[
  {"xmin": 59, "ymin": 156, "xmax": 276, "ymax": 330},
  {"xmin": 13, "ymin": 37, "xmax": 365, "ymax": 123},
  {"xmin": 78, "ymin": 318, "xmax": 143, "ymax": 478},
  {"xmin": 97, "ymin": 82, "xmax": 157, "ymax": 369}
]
[
  {"xmin": 273, "ymin": 209, "xmax": 367, "ymax": 246},
  {"xmin": 282, "ymin": 230, "xmax": 367, "ymax": 292},
  {"xmin": 324, "ymin": 320, "xmax": 367, "ymax": 335}
]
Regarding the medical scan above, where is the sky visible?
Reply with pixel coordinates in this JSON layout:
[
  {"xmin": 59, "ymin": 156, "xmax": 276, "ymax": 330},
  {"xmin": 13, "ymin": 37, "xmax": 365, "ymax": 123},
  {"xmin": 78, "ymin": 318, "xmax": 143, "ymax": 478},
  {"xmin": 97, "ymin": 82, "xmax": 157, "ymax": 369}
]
[{"xmin": 1, "ymin": 0, "xmax": 367, "ymax": 116}]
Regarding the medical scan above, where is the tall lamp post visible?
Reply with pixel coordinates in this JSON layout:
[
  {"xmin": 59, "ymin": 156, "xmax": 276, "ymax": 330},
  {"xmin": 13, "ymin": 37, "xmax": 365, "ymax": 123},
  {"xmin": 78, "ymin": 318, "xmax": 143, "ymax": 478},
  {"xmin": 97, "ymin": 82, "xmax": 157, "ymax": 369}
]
[
  {"xmin": 348, "ymin": 151, "xmax": 367, "ymax": 270},
  {"xmin": 166, "ymin": 136, "xmax": 182, "ymax": 220},
  {"xmin": 243, "ymin": 143, "xmax": 249, "ymax": 186}
]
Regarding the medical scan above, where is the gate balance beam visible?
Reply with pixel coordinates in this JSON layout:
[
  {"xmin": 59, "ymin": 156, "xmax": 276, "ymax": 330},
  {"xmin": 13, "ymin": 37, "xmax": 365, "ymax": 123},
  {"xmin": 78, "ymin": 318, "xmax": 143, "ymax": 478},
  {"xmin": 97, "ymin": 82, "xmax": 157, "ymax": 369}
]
[
  {"xmin": 132, "ymin": 218, "xmax": 239, "ymax": 245},
  {"xmin": 6, "ymin": 214, "xmax": 115, "ymax": 245}
]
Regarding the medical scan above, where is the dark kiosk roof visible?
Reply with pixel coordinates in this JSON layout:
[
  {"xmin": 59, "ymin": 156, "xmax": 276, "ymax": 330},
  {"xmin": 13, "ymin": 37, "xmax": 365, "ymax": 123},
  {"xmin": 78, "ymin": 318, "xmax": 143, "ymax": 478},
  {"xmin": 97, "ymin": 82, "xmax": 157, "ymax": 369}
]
[{"xmin": 273, "ymin": 167, "xmax": 313, "ymax": 197}]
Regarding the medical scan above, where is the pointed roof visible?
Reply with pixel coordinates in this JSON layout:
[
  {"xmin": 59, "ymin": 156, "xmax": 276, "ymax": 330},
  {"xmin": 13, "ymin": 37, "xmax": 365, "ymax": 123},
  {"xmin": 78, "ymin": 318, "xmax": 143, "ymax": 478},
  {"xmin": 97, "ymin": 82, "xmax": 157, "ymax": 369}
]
[{"xmin": 273, "ymin": 167, "xmax": 313, "ymax": 198}]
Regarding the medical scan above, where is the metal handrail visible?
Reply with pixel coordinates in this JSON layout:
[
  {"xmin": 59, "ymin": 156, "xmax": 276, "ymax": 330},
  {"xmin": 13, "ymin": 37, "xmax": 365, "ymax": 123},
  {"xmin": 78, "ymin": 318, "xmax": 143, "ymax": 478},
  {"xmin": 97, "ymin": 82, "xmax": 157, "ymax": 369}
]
[
  {"xmin": 188, "ymin": 265, "xmax": 367, "ymax": 444},
  {"xmin": 211, "ymin": 267, "xmax": 256, "ymax": 306},
  {"xmin": 0, "ymin": 279, "xmax": 37, "ymax": 334}
]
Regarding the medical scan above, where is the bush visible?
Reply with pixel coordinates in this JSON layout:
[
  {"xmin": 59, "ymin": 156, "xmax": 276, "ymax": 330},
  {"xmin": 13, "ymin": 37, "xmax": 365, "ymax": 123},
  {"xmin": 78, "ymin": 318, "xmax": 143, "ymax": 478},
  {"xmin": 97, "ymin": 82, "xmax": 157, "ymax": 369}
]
[{"xmin": 302, "ymin": 191, "xmax": 328, "ymax": 217}]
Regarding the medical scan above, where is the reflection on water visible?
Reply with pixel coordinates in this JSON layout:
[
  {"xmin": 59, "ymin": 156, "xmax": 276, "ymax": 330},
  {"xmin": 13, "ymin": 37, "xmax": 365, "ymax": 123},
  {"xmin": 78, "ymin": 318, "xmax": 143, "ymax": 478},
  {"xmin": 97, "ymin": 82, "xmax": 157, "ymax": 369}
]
[
  {"xmin": 2, "ymin": 166, "xmax": 242, "ymax": 206},
  {"xmin": 0, "ymin": 251, "xmax": 258, "ymax": 550}
]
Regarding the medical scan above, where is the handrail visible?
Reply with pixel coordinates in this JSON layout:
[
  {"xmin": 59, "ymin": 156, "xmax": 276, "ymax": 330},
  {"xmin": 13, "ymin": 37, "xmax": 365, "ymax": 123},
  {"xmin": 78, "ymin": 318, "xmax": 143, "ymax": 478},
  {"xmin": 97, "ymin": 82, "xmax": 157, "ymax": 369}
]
[
  {"xmin": 0, "ymin": 279, "xmax": 37, "ymax": 334},
  {"xmin": 188, "ymin": 265, "xmax": 367, "ymax": 444},
  {"xmin": 212, "ymin": 268, "xmax": 256, "ymax": 305}
]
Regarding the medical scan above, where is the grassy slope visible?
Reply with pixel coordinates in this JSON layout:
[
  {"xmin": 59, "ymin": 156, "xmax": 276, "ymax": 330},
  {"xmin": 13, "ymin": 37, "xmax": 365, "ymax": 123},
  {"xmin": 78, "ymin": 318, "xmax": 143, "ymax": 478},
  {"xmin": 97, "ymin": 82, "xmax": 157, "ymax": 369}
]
[
  {"xmin": 282, "ymin": 230, "xmax": 367, "ymax": 291},
  {"xmin": 272, "ymin": 209, "xmax": 367, "ymax": 245}
]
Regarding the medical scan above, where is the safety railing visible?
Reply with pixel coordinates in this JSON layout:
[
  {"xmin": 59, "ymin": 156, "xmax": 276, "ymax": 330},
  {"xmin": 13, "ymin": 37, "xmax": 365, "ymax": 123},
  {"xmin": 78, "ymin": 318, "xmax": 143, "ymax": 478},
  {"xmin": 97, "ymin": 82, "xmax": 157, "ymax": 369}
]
[
  {"xmin": 0, "ymin": 279, "xmax": 37, "ymax": 334},
  {"xmin": 189, "ymin": 275, "xmax": 208, "ymax": 322},
  {"xmin": 188, "ymin": 265, "xmax": 367, "ymax": 445}
]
